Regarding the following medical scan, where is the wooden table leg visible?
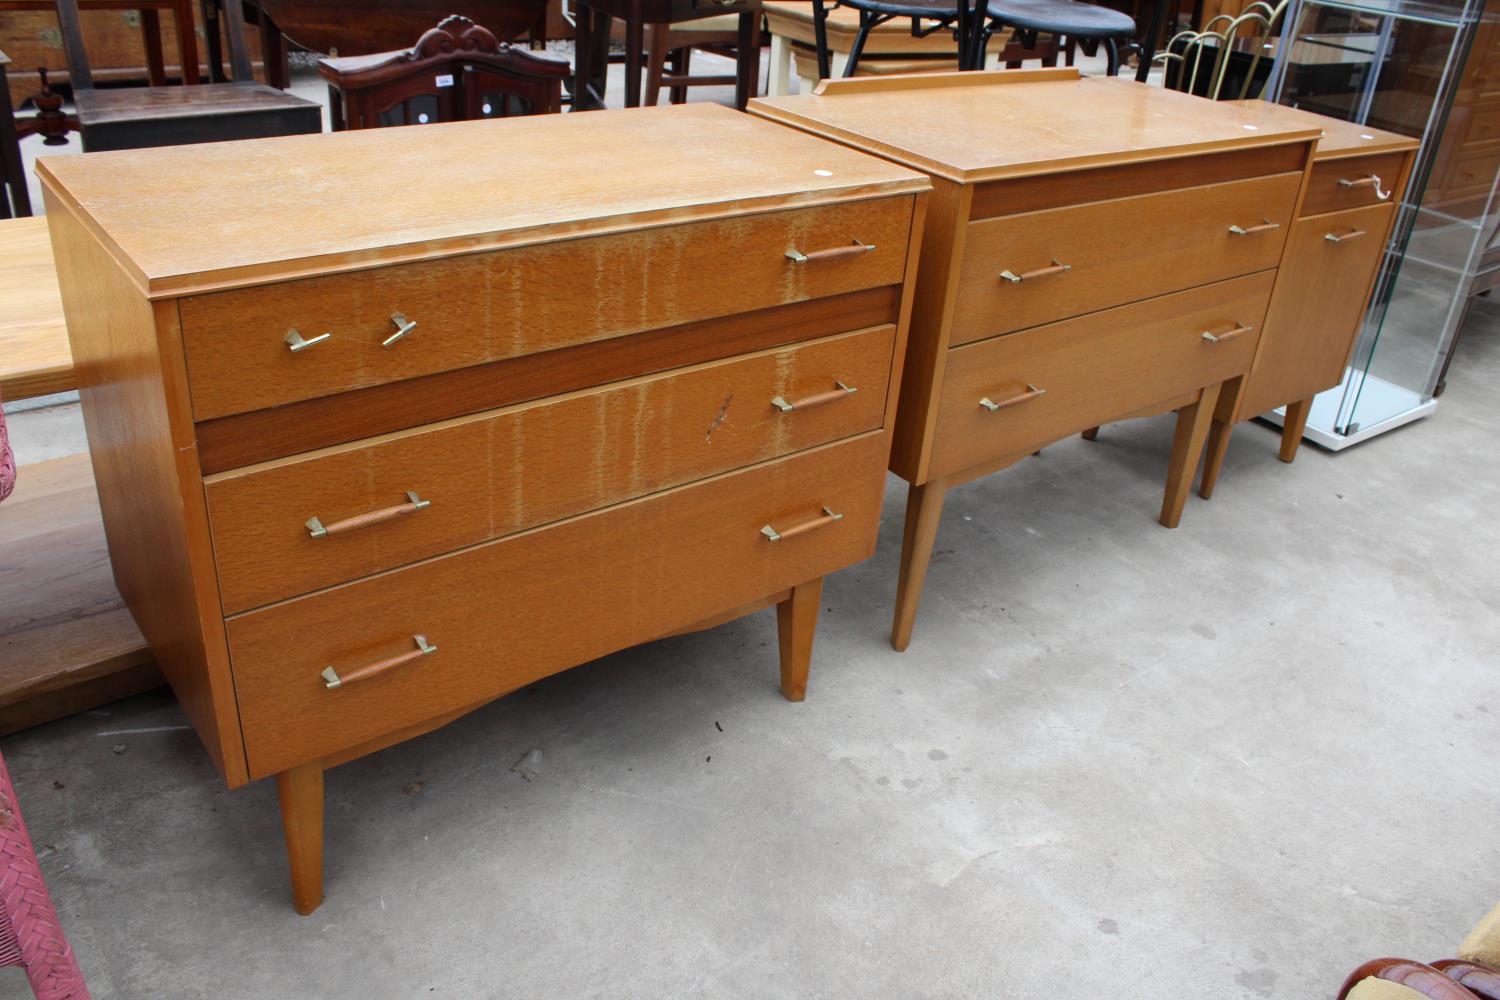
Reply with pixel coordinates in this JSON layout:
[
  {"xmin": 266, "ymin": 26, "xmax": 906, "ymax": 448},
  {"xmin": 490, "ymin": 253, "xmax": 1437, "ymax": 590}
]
[
  {"xmin": 777, "ymin": 577, "xmax": 824, "ymax": 701},
  {"xmin": 892, "ymin": 477, "xmax": 948, "ymax": 652},
  {"xmin": 175, "ymin": 0, "xmax": 200, "ymax": 84},
  {"xmin": 140, "ymin": 8, "xmax": 167, "ymax": 86},
  {"xmin": 1197, "ymin": 417, "xmax": 1232, "ymax": 499},
  {"xmin": 1081, "ymin": 426, "xmax": 1100, "ymax": 441},
  {"xmin": 768, "ymin": 31, "xmax": 791, "ymax": 96},
  {"xmin": 1279, "ymin": 397, "xmax": 1312, "ymax": 463},
  {"xmin": 1159, "ymin": 381, "xmax": 1221, "ymax": 528},
  {"xmin": 624, "ymin": 0, "xmax": 645, "ymax": 108},
  {"xmin": 276, "ymin": 761, "xmax": 325, "ymax": 916}
]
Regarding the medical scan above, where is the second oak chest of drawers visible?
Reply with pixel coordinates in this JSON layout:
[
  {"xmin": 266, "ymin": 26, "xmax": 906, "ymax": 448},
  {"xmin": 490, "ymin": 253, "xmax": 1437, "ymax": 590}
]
[
  {"xmin": 752, "ymin": 69, "xmax": 1321, "ymax": 649},
  {"xmin": 39, "ymin": 103, "xmax": 928, "ymax": 914}
]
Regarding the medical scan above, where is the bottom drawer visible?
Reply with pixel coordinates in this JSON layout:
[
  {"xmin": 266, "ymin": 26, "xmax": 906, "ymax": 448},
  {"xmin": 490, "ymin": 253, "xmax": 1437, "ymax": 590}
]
[
  {"xmin": 930, "ymin": 271, "xmax": 1275, "ymax": 479},
  {"xmin": 227, "ymin": 432, "xmax": 889, "ymax": 779},
  {"xmin": 1238, "ymin": 202, "xmax": 1394, "ymax": 419}
]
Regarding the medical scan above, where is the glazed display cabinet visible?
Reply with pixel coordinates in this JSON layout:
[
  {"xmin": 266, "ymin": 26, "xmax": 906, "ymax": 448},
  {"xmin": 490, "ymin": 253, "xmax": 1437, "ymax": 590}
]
[{"xmin": 1265, "ymin": 0, "xmax": 1500, "ymax": 447}]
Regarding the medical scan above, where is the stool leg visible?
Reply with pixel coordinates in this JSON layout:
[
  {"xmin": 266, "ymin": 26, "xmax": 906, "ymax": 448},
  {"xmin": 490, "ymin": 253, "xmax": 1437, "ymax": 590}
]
[
  {"xmin": 1106, "ymin": 37, "xmax": 1120, "ymax": 75},
  {"xmin": 845, "ymin": 10, "xmax": 875, "ymax": 76},
  {"xmin": 814, "ymin": 0, "xmax": 832, "ymax": 80}
]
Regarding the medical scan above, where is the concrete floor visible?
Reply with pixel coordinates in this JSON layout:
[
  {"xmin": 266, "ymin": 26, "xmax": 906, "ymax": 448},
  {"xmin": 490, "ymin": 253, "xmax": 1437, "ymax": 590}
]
[{"xmin": 3, "ymin": 60, "xmax": 1498, "ymax": 1000}]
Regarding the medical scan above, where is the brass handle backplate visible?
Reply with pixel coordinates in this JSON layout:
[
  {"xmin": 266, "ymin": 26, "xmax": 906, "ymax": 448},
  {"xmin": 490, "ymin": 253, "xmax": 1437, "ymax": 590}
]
[
  {"xmin": 1324, "ymin": 229, "xmax": 1369, "ymax": 245},
  {"xmin": 999, "ymin": 260, "xmax": 1071, "ymax": 284},
  {"xmin": 979, "ymin": 384, "xmax": 1046, "ymax": 412},
  {"xmin": 786, "ymin": 239, "xmax": 875, "ymax": 263},
  {"xmin": 1337, "ymin": 174, "xmax": 1392, "ymax": 200},
  {"xmin": 306, "ymin": 490, "xmax": 431, "ymax": 539},
  {"xmin": 322, "ymin": 634, "xmax": 436, "ymax": 690},
  {"xmin": 383, "ymin": 312, "xmax": 417, "ymax": 347},
  {"xmin": 1228, "ymin": 220, "xmax": 1281, "ymax": 236},
  {"xmin": 761, "ymin": 506, "xmax": 843, "ymax": 542},
  {"xmin": 771, "ymin": 380, "xmax": 857, "ymax": 413},
  {"xmin": 1201, "ymin": 323, "xmax": 1254, "ymax": 344},
  {"xmin": 284, "ymin": 329, "xmax": 331, "ymax": 353}
]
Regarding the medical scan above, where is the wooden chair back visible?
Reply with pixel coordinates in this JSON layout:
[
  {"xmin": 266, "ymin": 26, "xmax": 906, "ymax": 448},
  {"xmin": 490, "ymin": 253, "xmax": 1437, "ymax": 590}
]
[{"xmin": 53, "ymin": 0, "xmax": 257, "ymax": 88}]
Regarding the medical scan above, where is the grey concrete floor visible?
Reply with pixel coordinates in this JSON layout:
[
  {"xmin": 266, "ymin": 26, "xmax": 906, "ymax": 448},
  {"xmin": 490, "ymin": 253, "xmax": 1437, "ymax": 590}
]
[{"xmin": 3, "ymin": 59, "xmax": 1497, "ymax": 1000}]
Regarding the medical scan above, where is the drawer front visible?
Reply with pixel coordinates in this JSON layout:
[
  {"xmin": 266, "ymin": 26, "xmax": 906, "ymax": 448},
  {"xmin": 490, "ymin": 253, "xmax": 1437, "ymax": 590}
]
[
  {"xmin": 227, "ymin": 432, "xmax": 890, "ymax": 779},
  {"xmin": 205, "ymin": 324, "xmax": 896, "ymax": 613},
  {"xmin": 1302, "ymin": 152, "xmax": 1407, "ymax": 216},
  {"xmin": 180, "ymin": 196, "xmax": 914, "ymax": 420},
  {"xmin": 951, "ymin": 171, "xmax": 1299, "ymax": 345},
  {"xmin": 1239, "ymin": 203, "xmax": 1393, "ymax": 419},
  {"xmin": 931, "ymin": 271, "xmax": 1276, "ymax": 479}
]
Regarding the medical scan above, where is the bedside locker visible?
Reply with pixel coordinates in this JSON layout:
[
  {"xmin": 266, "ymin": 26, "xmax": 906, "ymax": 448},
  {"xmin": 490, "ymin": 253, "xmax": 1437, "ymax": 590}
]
[
  {"xmin": 1199, "ymin": 102, "xmax": 1420, "ymax": 488},
  {"xmin": 750, "ymin": 69, "xmax": 1321, "ymax": 650},
  {"xmin": 38, "ymin": 103, "xmax": 928, "ymax": 913}
]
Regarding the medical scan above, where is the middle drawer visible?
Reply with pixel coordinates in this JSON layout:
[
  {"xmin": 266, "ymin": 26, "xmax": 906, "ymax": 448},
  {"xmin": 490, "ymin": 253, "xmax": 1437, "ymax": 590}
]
[
  {"xmin": 205, "ymin": 323, "xmax": 895, "ymax": 614},
  {"xmin": 930, "ymin": 270, "xmax": 1275, "ymax": 479},
  {"xmin": 952, "ymin": 170, "xmax": 1300, "ymax": 345}
]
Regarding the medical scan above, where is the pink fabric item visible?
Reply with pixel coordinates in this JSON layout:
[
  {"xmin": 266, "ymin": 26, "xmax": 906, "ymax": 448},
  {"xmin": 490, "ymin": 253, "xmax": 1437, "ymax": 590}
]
[
  {"xmin": 0, "ymin": 751, "xmax": 90, "ymax": 999},
  {"xmin": 0, "ymin": 391, "xmax": 14, "ymax": 503}
]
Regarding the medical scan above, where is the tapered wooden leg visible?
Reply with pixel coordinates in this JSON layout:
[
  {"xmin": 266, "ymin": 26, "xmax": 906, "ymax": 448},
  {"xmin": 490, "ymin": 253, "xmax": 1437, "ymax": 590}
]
[
  {"xmin": 892, "ymin": 477, "xmax": 948, "ymax": 653},
  {"xmin": 1198, "ymin": 418, "xmax": 1232, "ymax": 500},
  {"xmin": 1280, "ymin": 397, "xmax": 1312, "ymax": 463},
  {"xmin": 276, "ymin": 761, "xmax": 325, "ymax": 916},
  {"xmin": 777, "ymin": 577, "xmax": 824, "ymax": 702},
  {"xmin": 1159, "ymin": 382, "xmax": 1222, "ymax": 529},
  {"xmin": 1081, "ymin": 426, "xmax": 1100, "ymax": 441}
]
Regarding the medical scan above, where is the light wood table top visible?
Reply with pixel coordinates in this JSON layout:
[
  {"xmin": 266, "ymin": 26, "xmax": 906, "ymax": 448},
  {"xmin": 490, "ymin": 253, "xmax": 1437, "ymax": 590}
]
[
  {"xmin": 1223, "ymin": 99, "xmax": 1419, "ymax": 161},
  {"xmin": 0, "ymin": 216, "xmax": 72, "ymax": 402},
  {"xmin": 37, "ymin": 102, "xmax": 928, "ymax": 298},
  {"xmin": 751, "ymin": 68, "xmax": 1324, "ymax": 183}
]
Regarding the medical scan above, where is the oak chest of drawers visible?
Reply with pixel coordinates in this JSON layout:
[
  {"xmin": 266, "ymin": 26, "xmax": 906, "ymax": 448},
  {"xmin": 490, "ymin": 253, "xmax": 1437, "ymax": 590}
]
[
  {"xmin": 751, "ymin": 69, "xmax": 1321, "ymax": 649},
  {"xmin": 38, "ymin": 103, "xmax": 928, "ymax": 914},
  {"xmin": 1198, "ymin": 102, "xmax": 1419, "ymax": 490}
]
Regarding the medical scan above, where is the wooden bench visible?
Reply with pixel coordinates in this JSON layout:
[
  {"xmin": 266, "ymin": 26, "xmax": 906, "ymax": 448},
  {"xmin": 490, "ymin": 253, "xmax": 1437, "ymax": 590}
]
[{"xmin": 0, "ymin": 215, "xmax": 160, "ymax": 734}]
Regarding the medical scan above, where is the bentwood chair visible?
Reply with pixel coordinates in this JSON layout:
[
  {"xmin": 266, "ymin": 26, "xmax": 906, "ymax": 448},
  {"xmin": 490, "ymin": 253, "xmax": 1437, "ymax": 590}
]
[
  {"xmin": 812, "ymin": 0, "xmax": 979, "ymax": 78},
  {"xmin": 0, "ymin": 751, "xmax": 90, "ymax": 999},
  {"xmin": 1151, "ymin": 0, "xmax": 1288, "ymax": 99},
  {"xmin": 968, "ymin": 0, "xmax": 1135, "ymax": 75}
]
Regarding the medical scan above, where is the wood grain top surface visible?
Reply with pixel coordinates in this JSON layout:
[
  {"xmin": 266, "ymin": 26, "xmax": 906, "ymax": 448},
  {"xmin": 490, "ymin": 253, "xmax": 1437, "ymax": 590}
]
[
  {"xmin": 0, "ymin": 217, "xmax": 73, "ymax": 400},
  {"xmin": 36, "ymin": 103, "xmax": 928, "ymax": 298},
  {"xmin": 749, "ymin": 70, "xmax": 1324, "ymax": 183},
  {"xmin": 1222, "ymin": 99, "xmax": 1420, "ymax": 159}
]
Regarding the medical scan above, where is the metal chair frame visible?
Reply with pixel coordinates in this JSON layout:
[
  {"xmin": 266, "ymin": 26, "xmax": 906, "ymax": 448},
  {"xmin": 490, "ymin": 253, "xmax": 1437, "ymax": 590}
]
[{"xmin": 1152, "ymin": 0, "xmax": 1287, "ymax": 100}]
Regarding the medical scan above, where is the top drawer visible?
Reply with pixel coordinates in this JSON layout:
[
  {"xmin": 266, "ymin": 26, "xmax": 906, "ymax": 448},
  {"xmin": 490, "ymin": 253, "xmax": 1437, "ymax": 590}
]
[
  {"xmin": 950, "ymin": 171, "xmax": 1301, "ymax": 346},
  {"xmin": 1302, "ymin": 152, "xmax": 1407, "ymax": 216},
  {"xmin": 178, "ymin": 196, "xmax": 914, "ymax": 420}
]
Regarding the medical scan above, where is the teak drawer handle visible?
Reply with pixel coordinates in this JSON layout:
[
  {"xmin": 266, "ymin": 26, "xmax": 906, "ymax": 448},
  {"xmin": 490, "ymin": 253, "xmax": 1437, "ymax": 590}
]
[
  {"xmin": 1228, "ymin": 220, "xmax": 1281, "ymax": 237},
  {"xmin": 1201, "ymin": 323, "xmax": 1254, "ymax": 344},
  {"xmin": 785, "ymin": 239, "xmax": 875, "ymax": 263},
  {"xmin": 305, "ymin": 490, "xmax": 431, "ymax": 539},
  {"xmin": 321, "ymin": 635, "xmax": 436, "ymax": 690},
  {"xmin": 382, "ymin": 312, "xmax": 417, "ymax": 348},
  {"xmin": 284, "ymin": 329, "xmax": 331, "ymax": 353},
  {"xmin": 999, "ymin": 260, "xmax": 1071, "ymax": 284},
  {"xmin": 761, "ymin": 506, "xmax": 843, "ymax": 542},
  {"xmin": 1325, "ymin": 228, "xmax": 1369, "ymax": 245},
  {"xmin": 979, "ymin": 384, "xmax": 1046, "ymax": 412},
  {"xmin": 1337, "ymin": 174, "xmax": 1392, "ymax": 201},
  {"xmin": 771, "ymin": 380, "xmax": 857, "ymax": 413}
]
